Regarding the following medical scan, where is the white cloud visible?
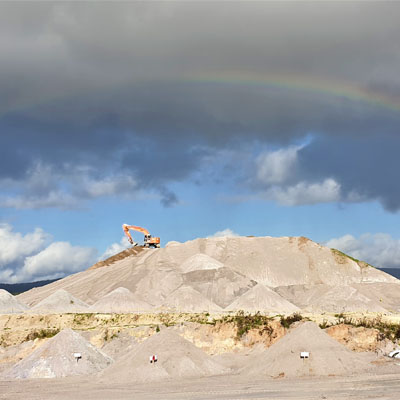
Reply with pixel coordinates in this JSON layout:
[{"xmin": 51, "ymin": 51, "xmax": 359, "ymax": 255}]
[
  {"xmin": 208, "ymin": 228, "xmax": 240, "ymax": 238},
  {"xmin": 326, "ymin": 233, "xmax": 400, "ymax": 269},
  {"xmin": 99, "ymin": 236, "xmax": 131, "ymax": 260},
  {"xmin": 0, "ymin": 223, "xmax": 51, "ymax": 266},
  {"xmin": 256, "ymin": 146, "xmax": 300, "ymax": 185},
  {"xmin": 19, "ymin": 242, "xmax": 97, "ymax": 282},
  {"xmin": 0, "ymin": 223, "xmax": 97, "ymax": 283},
  {"xmin": 267, "ymin": 178, "xmax": 341, "ymax": 206},
  {"xmin": 0, "ymin": 162, "xmax": 139, "ymax": 210},
  {"xmin": 253, "ymin": 144, "xmax": 343, "ymax": 206}
]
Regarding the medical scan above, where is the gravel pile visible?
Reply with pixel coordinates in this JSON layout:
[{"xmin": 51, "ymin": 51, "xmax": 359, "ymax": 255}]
[{"xmin": 3, "ymin": 329, "xmax": 113, "ymax": 379}]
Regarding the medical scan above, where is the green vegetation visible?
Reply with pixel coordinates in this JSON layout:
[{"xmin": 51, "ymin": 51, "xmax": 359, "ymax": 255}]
[
  {"xmin": 331, "ymin": 248, "xmax": 375, "ymax": 268},
  {"xmin": 25, "ymin": 328, "xmax": 60, "ymax": 341},
  {"xmin": 320, "ymin": 314, "xmax": 400, "ymax": 342},
  {"xmin": 279, "ymin": 313, "xmax": 304, "ymax": 329},
  {"xmin": 72, "ymin": 313, "xmax": 95, "ymax": 325},
  {"xmin": 218, "ymin": 311, "xmax": 274, "ymax": 339}
]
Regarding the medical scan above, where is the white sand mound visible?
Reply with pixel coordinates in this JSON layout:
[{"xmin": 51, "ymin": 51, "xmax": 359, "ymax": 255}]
[
  {"xmin": 16, "ymin": 236, "xmax": 400, "ymax": 313},
  {"xmin": 182, "ymin": 267, "xmax": 256, "ymax": 308},
  {"xmin": 0, "ymin": 289, "xmax": 28, "ymax": 313},
  {"xmin": 29, "ymin": 289, "xmax": 89, "ymax": 313},
  {"xmin": 310, "ymin": 285, "xmax": 387, "ymax": 312},
  {"xmin": 161, "ymin": 286, "xmax": 222, "ymax": 312},
  {"xmin": 243, "ymin": 322, "xmax": 374, "ymax": 378},
  {"xmin": 275, "ymin": 284, "xmax": 387, "ymax": 312},
  {"xmin": 180, "ymin": 253, "xmax": 224, "ymax": 273},
  {"xmin": 352, "ymin": 282, "xmax": 400, "ymax": 312},
  {"xmin": 3, "ymin": 329, "xmax": 112, "ymax": 379},
  {"xmin": 99, "ymin": 328, "xmax": 228, "ymax": 383},
  {"xmin": 89, "ymin": 287, "xmax": 152, "ymax": 313},
  {"xmin": 225, "ymin": 284, "xmax": 300, "ymax": 313}
]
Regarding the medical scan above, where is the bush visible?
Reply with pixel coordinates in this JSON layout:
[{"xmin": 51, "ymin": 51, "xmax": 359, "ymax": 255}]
[
  {"xmin": 280, "ymin": 313, "xmax": 303, "ymax": 329},
  {"xmin": 26, "ymin": 328, "xmax": 60, "ymax": 341},
  {"xmin": 217, "ymin": 311, "xmax": 273, "ymax": 339}
]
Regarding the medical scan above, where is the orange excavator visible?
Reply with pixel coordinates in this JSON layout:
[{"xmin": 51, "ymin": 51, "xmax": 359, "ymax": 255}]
[{"xmin": 122, "ymin": 224, "xmax": 161, "ymax": 248}]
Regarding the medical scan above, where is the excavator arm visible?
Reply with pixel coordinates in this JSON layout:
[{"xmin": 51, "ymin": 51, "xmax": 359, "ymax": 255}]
[{"xmin": 122, "ymin": 224, "xmax": 160, "ymax": 248}]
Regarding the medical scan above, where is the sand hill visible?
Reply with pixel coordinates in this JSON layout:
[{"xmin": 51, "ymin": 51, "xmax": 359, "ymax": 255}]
[
  {"xmin": 3, "ymin": 329, "xmax": 112, "ymax": 379},
  {"xmin": 89, "ymin": 287, "xmax": 152, "ymax": 313},
  {"xmin": 243, "ymin": 322, "xmax": 374, "ymax": 378},
  {"xmin": 161, "ymin": 286, "xmax": 222, "ymax": 312},
  {"xmin": 275, "ymin": 284, "xmax": 388, "ymax": 313},
  {"xmin": 29, "ymin": 289, "xmax": 89, "ymax": 313},
  {"xmin": 99, "ymin": 328, "xmax": 228, "ymax": 383},
  {"xmin": 225, "ymin": 284, "xmax": 300, "ymax": 313},
  {"xmin": 16, "ymin": 236, "xmax": 400, "ymax": 313},
  {"xmin": 0, "ymin": 289, "xmax": 28, "ymax": 313}
]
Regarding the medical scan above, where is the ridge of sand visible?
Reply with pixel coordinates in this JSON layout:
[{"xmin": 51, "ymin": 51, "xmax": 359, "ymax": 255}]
[
  {"xmin": 99, "ymin": 328, "xmax": 228, "ymax": 383},
  {"xmin": 243, "ymin": 321, "xmax": 374, "ymax": 378},
  {"xmin": 275, "ymin": 284, "xmax": 388, "ymax": 312},
  {"xmin": 88, "ymin": 246, "xmax": 146, "ymax": 270},
  {"xmin": 29, "ymin": 289, "xmax": 89, "ymax": 313},
  {"xmin": 180, "ymin": 253, "xmax": 224, "ymax": 273},
  {"xmin": 224, "ymin": 284, "xmax": 300, "ymax": 313},
  {"xmin": 3, "ymin": 329, "xmax": 112, "ymax": 379},
  {"xmin": 163, "ymin": 236, "xmax": 399, "ymax": 286},
  {"xmin": 161, "ymin": 285, "xmax": 222, "ymax": 312},
  {"xmin": 89, "ymin": 287, "xmax": 152, "ymax": 313},
  {"xmin": 0, "ymin": 289, "xmax": 28, "ymax": 314},
  {"xmin": 16, "ymin": 236, "xmax": 400, "ymax": 313}
]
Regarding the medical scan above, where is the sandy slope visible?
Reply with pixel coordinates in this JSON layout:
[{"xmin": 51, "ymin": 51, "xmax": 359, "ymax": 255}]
[
  {"xmin": 98, "ymin": 328, "xmax": 229, "ymax": 383},
  {"xmin": 242, "ymin": 321, "xmax": 374, "ymax": 378},
  {"xmin": 16, "ymin": 236, "xmax": 400, "ymax": 313}
]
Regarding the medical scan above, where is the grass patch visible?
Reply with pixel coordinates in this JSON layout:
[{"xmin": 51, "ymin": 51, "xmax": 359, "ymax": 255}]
[
  {"xmin": 217, "ymin": 311, "xmax": 274, "ymax": 340},
  {"xmin": 26, "ymin": 328, "xmax": 60, "ymax": 341},
  {"xmin": 320, "ymin": 314, "xmax": 400, "ymax": 342},
  {"xmin": 279, "ymin": 313, "xmax": 303, "ymax": 329},
  {"xmin": 72, "ymin": 313, "xmax": 95, "ymax": 325},
  {"xmin": 331, "ymin": 248, "xmax": 375, "ymax": 268}
]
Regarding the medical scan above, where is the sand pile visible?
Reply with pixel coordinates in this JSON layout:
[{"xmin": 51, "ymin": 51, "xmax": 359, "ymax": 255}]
[
  {"xmin": 182, "ymin": 267, "xmax": 256, "ymax": 308},
  {"xmin": 162, "ymin": 236, "xmax": 399, "ymax": 287},
  {"xmin": 161, "ymin": 286, "xmax": 222, "ymax": 312},
  {"xmin": 275, "ymin": 284, "xmax": 387, "ymax": 313},
  {"xmin": 3, "ymin": 329, "xmax": 112, "ymax": 379},
  {"xmin": 0, "ymin": 289, "xmax": 28, "ymax": 313},
  {"xmin": 243, "ymin": 322, "xmax": 373, "ymax": 378},
  {"xmin": 16, "ymin": 236, "xmax": 400, "ymax": 313},
  {"xmin": 352, "ymin": 282, "xmax": 400, "ymax": 312},
  {"xmin": 89, "ymin": 287, "xmax": 152, "ymax": 313},
  {"xmin": 29, "ymin": 289, "xmax": 89, "ymax": 313},
  {"xmin": 180, "ymin": 253, "xmax": 224, "ymax": 273},
  {"xmin": 99, "ymin": 328, "xmax": 228, "ymax": 383},
  {"xmin": 225, "ymin": 284, "xmax": 300, "ymax": 313}
]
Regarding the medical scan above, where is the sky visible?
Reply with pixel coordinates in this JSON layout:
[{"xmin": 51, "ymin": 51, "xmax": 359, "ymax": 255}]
[{"xmin": 1, "ymin": 1, "xmax": 400, "ymax": 283}]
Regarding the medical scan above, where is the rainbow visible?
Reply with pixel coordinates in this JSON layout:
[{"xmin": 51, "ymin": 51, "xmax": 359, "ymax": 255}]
[{"xmin": 184, "ymin": 71, "xmax": 400, "ymax": 114}]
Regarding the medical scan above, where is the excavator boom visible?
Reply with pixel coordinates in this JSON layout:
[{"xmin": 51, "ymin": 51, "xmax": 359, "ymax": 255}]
[{"xmin": 122, "ymin": 224, "xmax": 160, "ymax": 248}]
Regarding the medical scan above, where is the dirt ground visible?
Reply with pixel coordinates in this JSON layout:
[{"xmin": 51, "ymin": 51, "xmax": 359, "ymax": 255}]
[{"xmin": 1, "ymin": 371, "xmax": 400, "ymax": 399}]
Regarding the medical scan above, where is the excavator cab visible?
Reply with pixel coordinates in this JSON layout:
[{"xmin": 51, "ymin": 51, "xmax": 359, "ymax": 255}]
[{"xmin": 143, "ymin": 234, "xmax": 161, "ymax": 248}]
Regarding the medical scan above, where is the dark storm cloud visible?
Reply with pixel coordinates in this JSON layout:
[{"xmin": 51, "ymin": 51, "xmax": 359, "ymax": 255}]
[{"xmin": 1, "ymin": 2, "xmax": 400, "ymax": 208}]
